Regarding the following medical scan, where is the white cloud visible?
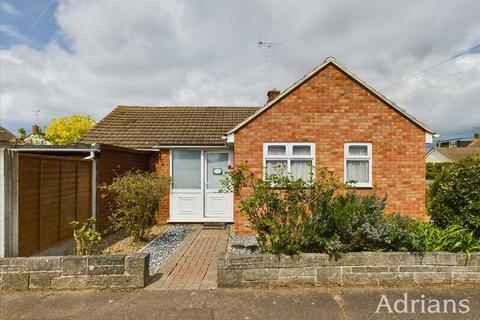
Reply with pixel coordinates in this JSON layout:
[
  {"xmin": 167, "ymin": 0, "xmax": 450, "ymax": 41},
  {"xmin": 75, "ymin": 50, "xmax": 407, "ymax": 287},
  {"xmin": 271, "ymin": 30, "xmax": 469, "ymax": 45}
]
[
  {"xmin": 0, "ymin": 0, "xmax": 479, "ymax": 137},
  {"xmin": 0, "ymin": 1, "xmax": 18, "ymax": 15},
  {"xmin": 0, "ymin": 24, "xmax": 27, "ymax": 40}
]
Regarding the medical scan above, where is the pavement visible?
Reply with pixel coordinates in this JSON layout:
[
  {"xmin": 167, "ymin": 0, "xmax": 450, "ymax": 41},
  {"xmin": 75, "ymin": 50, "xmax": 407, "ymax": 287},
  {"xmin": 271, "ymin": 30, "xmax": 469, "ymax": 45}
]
[{"xmin": 1, "ymin": 285, "xmax": 479, "ymax": 319}]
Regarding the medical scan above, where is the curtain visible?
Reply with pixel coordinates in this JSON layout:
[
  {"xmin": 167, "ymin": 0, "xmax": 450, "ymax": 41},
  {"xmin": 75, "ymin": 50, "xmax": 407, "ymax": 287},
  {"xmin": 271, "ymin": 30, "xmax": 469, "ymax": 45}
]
[
  {"xmin": 268, "ymin": 145, "xmax": 286, "ymax": 156},
  {"xmin": 291, "ymin": 160, "xmax": 312, "ymax": 181},
  {"xmin": 292, "ymin": 145, "xmax": 311, "ymax": 155},
  {"xmin": 346, "ymin": 160, "xmax": 369, "ymax": 183},
  {"xmin": 266, "ymin": 160, "xmax": 287, "ymax": 176},
  {"xmin": 349, "ymin": 146, "xmax": 368, "ymax": 156}
]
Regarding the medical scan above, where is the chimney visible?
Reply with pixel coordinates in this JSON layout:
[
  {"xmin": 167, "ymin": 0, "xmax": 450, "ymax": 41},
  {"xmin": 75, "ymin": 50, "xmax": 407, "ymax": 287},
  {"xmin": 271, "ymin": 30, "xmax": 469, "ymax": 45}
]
[
  {"xmin": 267, "ymin": 89, "xmax": 280, "ymax": 103},
  {"xmin": 32, "ymin": 124, "xmax": 40, "ymax": 135}
]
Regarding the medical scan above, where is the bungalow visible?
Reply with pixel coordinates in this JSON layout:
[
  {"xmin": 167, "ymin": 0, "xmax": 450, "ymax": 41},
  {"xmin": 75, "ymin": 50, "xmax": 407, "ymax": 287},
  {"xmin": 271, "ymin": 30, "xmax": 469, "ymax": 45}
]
[
  {"xmin": 79, "ymin": 57, "xmax": 435, "ymax": 234},
  {"xmin": 426, "ymin": 139, "xmax": 480, "ymax": 163}
]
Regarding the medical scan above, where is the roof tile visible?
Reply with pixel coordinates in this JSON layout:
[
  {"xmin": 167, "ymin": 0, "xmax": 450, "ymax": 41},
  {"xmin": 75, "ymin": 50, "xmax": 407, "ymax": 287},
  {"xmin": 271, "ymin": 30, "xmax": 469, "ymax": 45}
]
[{"xmin": 78, "ymin": 106, "xmax": 259, "ymax": 148}]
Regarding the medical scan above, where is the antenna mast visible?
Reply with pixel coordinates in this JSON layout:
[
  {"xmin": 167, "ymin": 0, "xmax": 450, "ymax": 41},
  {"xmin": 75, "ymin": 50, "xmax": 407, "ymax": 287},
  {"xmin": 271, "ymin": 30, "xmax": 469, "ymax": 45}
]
[
  {"xmin": 258, "ymin": 39, "xmax": 283, "ymax": 88},
  {"xmin": 33, "ymin": 110, "xmax": 40, "ymax": 124}
]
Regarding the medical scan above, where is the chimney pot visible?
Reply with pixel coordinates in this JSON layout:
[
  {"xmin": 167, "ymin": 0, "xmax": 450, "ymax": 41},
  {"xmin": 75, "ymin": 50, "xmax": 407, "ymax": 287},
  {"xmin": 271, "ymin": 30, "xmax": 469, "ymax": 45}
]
[{"xmin": 267, "ymin": 89, "xmax": 280, "ymax": 103}]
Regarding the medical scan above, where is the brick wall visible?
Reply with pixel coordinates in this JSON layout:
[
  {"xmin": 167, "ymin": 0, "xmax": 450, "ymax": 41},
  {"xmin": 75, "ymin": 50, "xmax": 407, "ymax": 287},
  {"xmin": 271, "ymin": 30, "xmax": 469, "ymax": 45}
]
[
  {"xmin": 0, "ymin": 253, "xmax": 149, "ymax": 290},
  {"xmin": 234, "ymin": 64, "xmax": 427, "ymax": 234},
  {"xmin": 155, "ymin": 149, "xmax": 170, "ymax": 223},
  {"xmin": 218, "ymin": 252, "xmax": 480, "ymax": 288}
]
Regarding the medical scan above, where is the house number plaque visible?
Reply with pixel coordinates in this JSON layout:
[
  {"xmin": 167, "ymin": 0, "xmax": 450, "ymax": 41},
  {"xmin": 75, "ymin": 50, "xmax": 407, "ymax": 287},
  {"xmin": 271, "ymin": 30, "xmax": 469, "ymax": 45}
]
[{"xmin": 212, "ymin": 168, "xmax": 223, "ymax": 175}]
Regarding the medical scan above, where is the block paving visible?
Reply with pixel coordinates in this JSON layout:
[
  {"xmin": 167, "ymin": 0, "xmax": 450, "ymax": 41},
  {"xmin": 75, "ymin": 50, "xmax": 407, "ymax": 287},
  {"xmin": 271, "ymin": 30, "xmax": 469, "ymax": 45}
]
[{"xmin": 147, "ymin": 226, "xmax": 229, "ymax": 290}]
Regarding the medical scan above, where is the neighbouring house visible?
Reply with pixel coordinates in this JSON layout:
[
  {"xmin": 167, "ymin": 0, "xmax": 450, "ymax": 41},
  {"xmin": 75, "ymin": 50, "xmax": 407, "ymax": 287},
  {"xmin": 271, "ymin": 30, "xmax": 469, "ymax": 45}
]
[
  {"xmin": 79, "ymin": 57, "xmax": 435, "ymax": 235},
  {"xmin": 426, "ymin": 147, "xmax": 480, "ymax": 163},
  {"xmin": 434, "ymin": 132, "xmax": 480, "ymax": 148},
  {"xmin": 0, "ymin": 126, "xmax": 15, "ymax": 143},
  {"xmin": 426, "ymin": 135, "xmax": 480, "ymax": 163},
  {"xmin": 10, "ymin": 125, "xmax": 52, "ymax": 145},
  {"xmin": 468, "ymin": 134, "xmax": 480, "ymax": 147},
  {"xmin": 435, "ymin": 137, "xmax": 474, "ymax": 148}
]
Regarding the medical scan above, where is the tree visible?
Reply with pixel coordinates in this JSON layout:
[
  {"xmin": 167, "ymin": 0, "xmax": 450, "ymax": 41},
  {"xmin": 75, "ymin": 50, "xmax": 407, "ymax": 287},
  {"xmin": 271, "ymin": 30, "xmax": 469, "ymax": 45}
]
[
  {"xmin": 45, "ymin": 115, "xmax": 96, "ymax": 145},
  {"xmin": 17, "ymin": 128, "xmax": 26, "ymax": 138}
]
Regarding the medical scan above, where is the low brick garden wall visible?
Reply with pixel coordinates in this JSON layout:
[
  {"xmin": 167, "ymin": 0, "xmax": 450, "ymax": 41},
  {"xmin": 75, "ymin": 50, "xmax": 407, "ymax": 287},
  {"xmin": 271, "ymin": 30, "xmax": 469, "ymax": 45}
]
[
  {"xmin": 218, "ymin": 252, "xmax": 480, "ymax": 288},
  {"xmin": 0, "ymin": 253, "xmax": 149, "ymax": 290}
]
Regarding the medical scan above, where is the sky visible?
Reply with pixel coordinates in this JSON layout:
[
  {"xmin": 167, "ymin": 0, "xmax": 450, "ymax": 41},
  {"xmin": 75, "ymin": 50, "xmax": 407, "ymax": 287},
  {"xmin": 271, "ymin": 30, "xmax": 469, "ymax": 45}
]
[{"xmin": 0, "ymin": 0, "xmax": 479, "ymax": 141}]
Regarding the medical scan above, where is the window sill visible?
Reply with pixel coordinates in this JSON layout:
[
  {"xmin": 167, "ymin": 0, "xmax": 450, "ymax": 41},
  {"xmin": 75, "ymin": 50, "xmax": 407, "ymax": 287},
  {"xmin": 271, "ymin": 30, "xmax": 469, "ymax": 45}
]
[{"xmin": 348, "ymin": 184, "xmax": 373, "ymax": 189}]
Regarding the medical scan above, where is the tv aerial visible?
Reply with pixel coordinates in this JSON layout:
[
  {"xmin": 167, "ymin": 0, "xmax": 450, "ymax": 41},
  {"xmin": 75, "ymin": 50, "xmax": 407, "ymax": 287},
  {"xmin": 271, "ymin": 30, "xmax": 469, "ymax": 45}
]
[
  {"xmin": 33, "ymin": 110, "xmax": 40, "ymax": 124},
  {"xmin": 258, "ymin": 39, "xmax": 283, "ymax": 88}
]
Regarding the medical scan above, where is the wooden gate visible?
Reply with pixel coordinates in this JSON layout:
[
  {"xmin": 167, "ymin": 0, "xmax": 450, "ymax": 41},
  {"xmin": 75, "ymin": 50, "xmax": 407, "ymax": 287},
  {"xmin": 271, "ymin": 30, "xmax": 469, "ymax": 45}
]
[{"xmin": 18, "ymin": 154, "xmax": 92, "ymax": 256}]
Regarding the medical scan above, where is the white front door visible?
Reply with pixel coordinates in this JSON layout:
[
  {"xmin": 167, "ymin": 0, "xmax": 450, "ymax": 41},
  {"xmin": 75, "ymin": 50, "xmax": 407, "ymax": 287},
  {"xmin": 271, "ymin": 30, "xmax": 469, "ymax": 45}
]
[
  {"xmin": 204, "ymin": 152, "xmax": 233, "ymax": 220},
  {"xmin": 169, "ymin": 149, "xmax": 233, "ymax": 222},
  {"xmin": 170, "ymin": 150, "xmax": 204, "ymax": 221}
]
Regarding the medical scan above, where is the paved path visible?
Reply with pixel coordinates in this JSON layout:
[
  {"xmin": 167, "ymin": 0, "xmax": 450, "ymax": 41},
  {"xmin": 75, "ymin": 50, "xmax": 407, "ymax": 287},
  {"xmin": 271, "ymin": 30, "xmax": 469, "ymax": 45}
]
[
  {"xmin": 147, "ymin": 226, "xmax": 229, "ymax": 290},
  {"xmin": 1, "ymin": 286, "xmax": 479, "ymax": 319}
]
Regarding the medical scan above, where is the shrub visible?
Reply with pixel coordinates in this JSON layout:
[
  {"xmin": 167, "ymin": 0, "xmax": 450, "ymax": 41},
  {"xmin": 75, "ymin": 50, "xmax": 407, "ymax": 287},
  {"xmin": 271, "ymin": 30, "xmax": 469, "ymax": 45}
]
[
  {"xmin": 415, "ymin": 223, "xmax": 480, "ymax": 257},
  {"xmin": 223, "ymin": 166, "xmax": 418, "ymax": 255},
  {"xmin": 70, "ymin": 217, "xmax": 102, "ymax": 255},
  {"xmin": 426, "ymin": 162, "xmax": 450, "ymax": 180},
  {"xmin": 428, "ymin": 156, "xmax": 480, "ymax": 236},
  {"xmin": 99, "ymin": 170, "xmax": 170, "ymax": 242}
]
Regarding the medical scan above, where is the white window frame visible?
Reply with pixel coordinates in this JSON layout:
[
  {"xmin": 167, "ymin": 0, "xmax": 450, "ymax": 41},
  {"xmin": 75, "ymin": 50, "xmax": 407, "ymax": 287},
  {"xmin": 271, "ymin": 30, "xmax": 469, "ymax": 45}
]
[
  {"xmin": 263, "ymin": 142, "xmax": 315, "ymax": 180},
  {"xmin": 344, "ymin": 142, "xmax": 373, "ymax": 188}
]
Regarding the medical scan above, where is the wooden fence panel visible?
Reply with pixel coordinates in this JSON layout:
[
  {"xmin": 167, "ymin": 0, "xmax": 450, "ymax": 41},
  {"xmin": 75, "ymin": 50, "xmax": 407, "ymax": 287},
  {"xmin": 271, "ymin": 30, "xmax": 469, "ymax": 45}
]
[
  {"xmin": 18, "ymin": 154, "xmax": 92, "ymax": 256},
  {"xmin": 18, "ymin": 157, "xmax": 41, "ymax": 257},
  {"xmin": 39, "ymin": 159, "xmax": 61, "ymax": 249},
  {"xmin": 59, "ymin": 161, "xmax": 77, "ymax": 240},
  {"xmin": 76, "ymin": 161, "xmax": 91, "ymax": 222}
]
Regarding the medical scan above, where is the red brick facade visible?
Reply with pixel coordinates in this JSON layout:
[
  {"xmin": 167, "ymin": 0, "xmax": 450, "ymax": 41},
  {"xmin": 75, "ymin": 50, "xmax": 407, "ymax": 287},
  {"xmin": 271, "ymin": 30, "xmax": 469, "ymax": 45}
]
[
  {"xmin": 155, "ymin": 149, "xmax": 170, "ymax": 223},
  {"xmin": 233, "ymin": 64, "xmax": 427, "ymax": 234}
]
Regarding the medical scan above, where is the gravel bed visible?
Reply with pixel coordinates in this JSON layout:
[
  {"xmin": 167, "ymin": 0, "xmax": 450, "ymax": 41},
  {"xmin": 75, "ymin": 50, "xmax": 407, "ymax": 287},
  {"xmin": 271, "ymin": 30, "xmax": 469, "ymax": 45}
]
[
  {"xmin": 139, "ymin": 225, "xmax": 192, "ymax": 275},
  {"xmin": 229, "ymin": 235, "xmax": 259, "ymax": 255}
]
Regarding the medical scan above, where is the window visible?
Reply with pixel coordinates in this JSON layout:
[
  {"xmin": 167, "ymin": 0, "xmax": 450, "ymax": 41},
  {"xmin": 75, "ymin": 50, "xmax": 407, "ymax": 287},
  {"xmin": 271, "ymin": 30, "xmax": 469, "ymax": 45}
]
[
  {"xmin": 172, "ymin": 150, "xmax": 201, "ymax": 189},
  {"xmin": 344, "ymin": 143, "xmax": 372, "ymax": 187},
  {"xmin": 263, "ymin": 143, "xmax": 315, "ymax": 181}
]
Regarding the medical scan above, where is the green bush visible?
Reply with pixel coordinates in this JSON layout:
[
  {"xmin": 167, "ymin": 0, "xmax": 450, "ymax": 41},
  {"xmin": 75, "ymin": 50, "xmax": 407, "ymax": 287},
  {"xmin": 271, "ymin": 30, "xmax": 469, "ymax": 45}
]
[
  {"xmin": 415, "ymin": 223, "xmax": 480, "ymax": 257},
  {"xmin": 70, "ymin": 217, "xmax": 101, "ymax": 255},
  {"xmin": 99, "ymin": 170, "xmax": 170, "ymax": 242},
  {"xmin": 425, "ymin": 162, "xmax": 450, "ymax": 180},
  {"xmin": 223, "ymin": 166, "xmax": 418, "ymax": 254},
  {"xmin": 428, "ymin": 156, "xmax": 480, "ymax": 236}
]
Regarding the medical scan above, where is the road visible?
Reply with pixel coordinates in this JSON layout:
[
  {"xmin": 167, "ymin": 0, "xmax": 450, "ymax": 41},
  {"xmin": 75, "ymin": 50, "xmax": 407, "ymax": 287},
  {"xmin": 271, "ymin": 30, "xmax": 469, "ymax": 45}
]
[{"xmin": 1, "ymin": 286, "xmax": 479, "ymax": 319}]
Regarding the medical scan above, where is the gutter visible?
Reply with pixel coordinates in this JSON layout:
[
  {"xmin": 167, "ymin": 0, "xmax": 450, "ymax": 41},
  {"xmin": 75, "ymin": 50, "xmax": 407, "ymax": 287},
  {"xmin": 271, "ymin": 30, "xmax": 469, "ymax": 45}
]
[
  {"xmin": 8, "ymin": 148, "xmax": 100, "ymax": 152},
  {"xmin": 153, "ymin": 145, "xmax": 229, "ymax": 149},
  {"xmin": 135, "ymin": 148, "xmax": 161, "ymax": 152}
]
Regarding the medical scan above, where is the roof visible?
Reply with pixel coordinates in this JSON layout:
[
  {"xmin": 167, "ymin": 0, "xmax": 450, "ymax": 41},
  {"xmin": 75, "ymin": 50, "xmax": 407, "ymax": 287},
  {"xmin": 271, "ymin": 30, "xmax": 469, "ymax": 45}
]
[
  {"xmin": 6, "ymin": 143, "xmax": 98, "ymax": 151},
  {"xmin": 432, "ymin": 147, "xmax": 480, "ymax": 161},
  {"xmin": 227, "ymin": 57, "xmax": 435, "ymax": 135},
  {"xmin": 4, "ymin": 143, "xmax": 152, "ymax": 156},
  {"xmin": 0, "ymin": 126, "xmax": 15, "ymax": 142},
  {"xmin": 468, "ymin": 139, "xmax": 480, "ymax": 148},
  {"xmin": 78, "ymin": 106, "xmax": 260, "ymax": 148}
]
